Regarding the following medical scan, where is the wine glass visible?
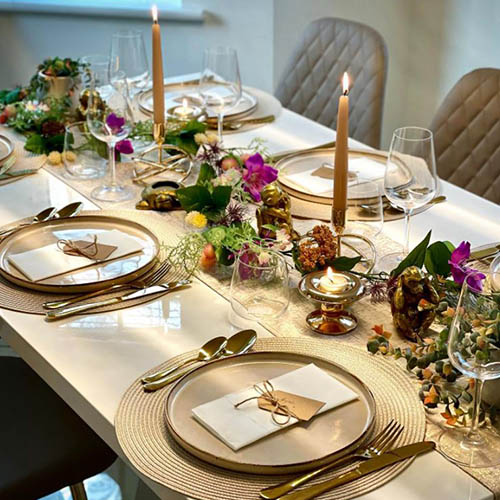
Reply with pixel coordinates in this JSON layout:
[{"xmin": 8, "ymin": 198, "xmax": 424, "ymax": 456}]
[
  {"xmin": 86, "ymin": 72, "xmax": 134, "ymax": 202},
  {"xmin": 199, "ymin": 47, "xmax": 242, "ymax": 142},
  {"xmin": 380, "ymin": 127, "xmax": 437, "ymax": 270},
  {"xmin": 81, "ymin": 54, "xmax": 113, "ymax": 101},
  {"xmin": 109, "ymin": 30, "xmax": 150, "ymax": 95},
  {"xmin": 439, "ymin": 271, "xmax": 500, "ymax": 467},
  {"xmin": 230, "ymin": 247, "xmax": 289, "ymax": 321}
]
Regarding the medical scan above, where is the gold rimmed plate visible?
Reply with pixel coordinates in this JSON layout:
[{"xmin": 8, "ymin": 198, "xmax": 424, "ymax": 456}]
[
  {"xmin": 0, "ymin": 215, "xmax": 160, "ymax": 293},
  {"xmin": 277, "ymin": 148, "xmax": 389, "ymax": 205},
  {"xmin": 0, "ymin": 135, "xmax": 14, "ymax": 165},
  {"xmin": 164, "ymin": 350, "xmax": 376, "ymax": 475},
  {"xmin": 138, "ymin": 81, "xmax": 257, "ymax": 120}
]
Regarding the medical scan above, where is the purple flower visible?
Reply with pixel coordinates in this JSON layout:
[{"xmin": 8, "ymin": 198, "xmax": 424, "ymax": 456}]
[
  {"xmin": 106, "ymin": 113, "xmax": 125, "ymax": 134},
  {"xmin": 116, "ymin": 139, "xmax": 133, "ymax": 155},
  {"xmin": 448, "ymin": 241, "xmax": 486, "ymax": 292},
  {"xmin": 242, "ymin": 153, "xmax": 278, "ymax": 202}
]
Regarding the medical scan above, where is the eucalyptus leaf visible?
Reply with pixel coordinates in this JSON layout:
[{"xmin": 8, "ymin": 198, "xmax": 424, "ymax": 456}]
[{"xmin": 391, "ymin": 230, "xmax": 432, "ymax": 277}]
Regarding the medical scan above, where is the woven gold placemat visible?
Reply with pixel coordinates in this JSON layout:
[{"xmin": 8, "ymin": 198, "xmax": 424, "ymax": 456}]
[
  {"xmin": 115, "ymin": 337, "xmax": 426, "ymax": 500},
  {"xmin": 0, "ymin": 209, "xmax": 180, "ymax": 315}
]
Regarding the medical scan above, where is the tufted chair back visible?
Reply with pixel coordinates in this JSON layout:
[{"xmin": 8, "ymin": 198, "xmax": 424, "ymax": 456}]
[
  {"xmin": 274, "ymin": 17, "xmax": 388, "ymax": 149},
  {"xmin": 430, "ymin": 68, "xmax": 500, "ymax": 204}
]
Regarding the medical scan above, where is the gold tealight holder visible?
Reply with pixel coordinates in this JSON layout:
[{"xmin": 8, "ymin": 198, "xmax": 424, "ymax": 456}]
[{"xmin": 298, "ymin": 269, "xmax": 364, "ymax": 335}]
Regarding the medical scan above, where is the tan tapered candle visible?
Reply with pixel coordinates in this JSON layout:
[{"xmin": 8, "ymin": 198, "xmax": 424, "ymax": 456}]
[
  {"xmin": 333, "ymin": 72, "xmax": 349, "ymax": 211},
  {"xmin": 151, "ymin": 5, "xmax": 165, "ymax": 125}
]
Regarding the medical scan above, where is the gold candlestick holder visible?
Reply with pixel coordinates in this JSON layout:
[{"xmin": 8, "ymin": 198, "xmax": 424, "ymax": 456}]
[
  {"xmin": 153, "ymin": 122, "xmax": 165, "ymax": 164},
  {"xmin": 332, "ymin": 207, "xmax": 346, "ymax": 257},
  {"xmin": 298, "ymin": 270, "xmax": 364, "ymax": 335}
]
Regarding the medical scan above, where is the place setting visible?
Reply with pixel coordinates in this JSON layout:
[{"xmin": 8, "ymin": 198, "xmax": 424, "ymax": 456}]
[
  {"xmin": 0, "ymin": 203, "xmax": 192, "ymax": 319},
  {"xmin": 116, "ymin": 334, "xmax": 428, "ymax": 500}
]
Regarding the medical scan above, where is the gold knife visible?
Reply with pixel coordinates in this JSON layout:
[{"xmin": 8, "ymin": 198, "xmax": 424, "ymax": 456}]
[{"xmin": 272, "ymin": 441, "xmax": 435, "ymax": 500}]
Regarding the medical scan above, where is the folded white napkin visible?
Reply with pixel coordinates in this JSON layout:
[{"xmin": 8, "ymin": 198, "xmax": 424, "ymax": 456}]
[
  {"xmin": 286, "ymin": 157, "xmax": 385, "ymax": 195},
  {"xmin": 192, "ymin": 363, "xmax": 359, "ymax": 451},
  {"xmin": 8, "ymin": 229, "xmax": 143, "ymax": 282}
]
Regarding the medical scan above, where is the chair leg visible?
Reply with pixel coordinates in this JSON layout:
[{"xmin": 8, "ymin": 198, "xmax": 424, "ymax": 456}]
[{"xmin": 69, "ymin": 482, "xmax": 88, "ymax": 500}]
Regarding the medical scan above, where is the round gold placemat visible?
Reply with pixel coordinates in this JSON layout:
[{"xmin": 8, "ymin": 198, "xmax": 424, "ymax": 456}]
[
  {"xmin": 115, "ymin": 338, "xmax": 426, "ymax": 500},
  {"xmin": 0, "ymin": 209, "xmax": 177, "ymax": 315}
]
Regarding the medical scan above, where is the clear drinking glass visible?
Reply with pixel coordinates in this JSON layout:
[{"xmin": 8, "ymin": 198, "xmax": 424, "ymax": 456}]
[
  {"xmin": 86, "ymin": 72, "xmax": 134, "ymax": 202},
  {"xmin": 346, "ymin": 178, "xmax": 384, "ymax": 238},
  {"xmin": 63, "ymin": 121, "xmax": 106, "ymax": 180},
  {"xmin": 109, "ymin": 30, "xmax": 150, "ymax": 95},
  {"xmin": 380, "ymin": 127, "xmax": 437, "ymax": 269},
  {"xmin": 230, "ymin": 248, "xmax": 289, "ymax": 321},
  {"xmin": 199, "ymin": 47, "xmax": 242, "ymax": 142},
  {"xmin": 439, "ymin": 271, "xmax": 500, "ymax": 468}
]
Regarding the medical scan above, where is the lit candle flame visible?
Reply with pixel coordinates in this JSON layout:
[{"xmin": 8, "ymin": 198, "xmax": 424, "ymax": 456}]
[
  {"xmin": 152, "ymin": 4, "xmax": 158, "ymax": 22},
  {"xmin": 342, "ymin": 72, "xmax": 349, "ymax": 95},
  {"xmin": 326, "ymin": 267, "xmax": 335, "ymax": 280},
  {"xmin": 182, "ymin": 98, "xmax": 188, "ymax": 109}
]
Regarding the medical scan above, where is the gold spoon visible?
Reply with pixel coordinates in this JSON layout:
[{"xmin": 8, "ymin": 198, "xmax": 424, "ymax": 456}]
[
  {"xmin": 0, "ymin": 206, "xmax": 57, "ymax": 237},
  {"xmin": 141, "ymin": 336, "xmax": 228, "ymax": 384},
  {"xmin": 143, "ymin": 329, "xmax": 257, "ymax": 392},
  {"xmin": 55, "ymin": 201, "xmax": 84, "ymax": 219}
]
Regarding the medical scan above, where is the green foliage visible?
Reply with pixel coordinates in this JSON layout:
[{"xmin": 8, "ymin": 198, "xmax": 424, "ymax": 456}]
[
  {"xmin": 424, "ymin": 241, "xmax": 454, "ymax": 277},
  {"xmin": 24, "ymin": 134, "xmax": 45, "ymax": 154},
  {"xmin": 391, "ymin": 230, "xmax": 431, "ymax": 277},
  {"xmin": 331, "ymin": 256, "xmax": 362, "ymax": 271},
  {"xmin": 202, "ymin": 222, "xmax": 257, "ymax": 264},
  {"xmin": 0, "ymin": 88, "xmax": 24, "ymax": 105},
  {"xmin": 177, "ymin": 161, "xmax": 232, "ymax": 220},
  {"xmin": 165, "ymin": 119, "xmax": 207, "ymax": 156},
  {"xmin": 37, "ymin": 57, "xmax": 84, "ymax": 78}
]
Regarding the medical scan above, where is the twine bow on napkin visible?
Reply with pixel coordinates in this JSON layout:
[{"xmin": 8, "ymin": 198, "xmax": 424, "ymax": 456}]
[
  {"xmin": 57, "ymin": 235, "xmax": 99, "ymax": 259},
  {"xmin": 234, "ymin": 380, "xmax": 297, "ymax": 425}
]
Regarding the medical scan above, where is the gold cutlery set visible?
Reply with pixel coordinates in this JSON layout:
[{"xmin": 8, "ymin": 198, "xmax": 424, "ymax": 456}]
[{"xmin": 44, "ymin": 264, "xmax": 191, "ymax": 321}]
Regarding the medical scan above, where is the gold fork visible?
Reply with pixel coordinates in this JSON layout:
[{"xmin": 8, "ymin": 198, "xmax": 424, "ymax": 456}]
[
  {"xmin": 42, "ymin": 260, "xmax": 171, "ymax": 310},
  {"xmin": 259, "ymin": 419, "xmax": 404, "ymax": 499}
]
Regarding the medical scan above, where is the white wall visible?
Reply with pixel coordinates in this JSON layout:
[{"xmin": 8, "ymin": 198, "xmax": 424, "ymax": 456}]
[
  {"xmin": 0, "ymin": 1, "xmax": 274, "ymax": 92},
  {"xmin": 1, "ymin": 0, "xmax": 500, "ymax": 149}
]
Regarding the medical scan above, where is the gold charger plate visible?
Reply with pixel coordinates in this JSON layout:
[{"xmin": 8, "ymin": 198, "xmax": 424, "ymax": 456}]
[
  {"xmin": 0, "ymin": 215, "xmax": 160, "ymax": 294},
  {"xmin": 138, "ymin": 81, "xmax": 257, "ymax": 120},
  {"xmin": 164, "ymin": 350, "xmax": 375, "ymax": 475},
  {"xmin": 277, "ymin": 148, "xmax": 388, "ymax": 205}
]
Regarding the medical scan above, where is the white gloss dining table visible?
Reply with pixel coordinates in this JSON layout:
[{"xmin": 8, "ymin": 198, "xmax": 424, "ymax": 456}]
[{"xmin": 0, "ymin": 78, "xmax": 499, "ymax": 500}]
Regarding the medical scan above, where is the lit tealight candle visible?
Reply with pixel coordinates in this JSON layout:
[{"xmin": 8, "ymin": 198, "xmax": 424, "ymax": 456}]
[
  {"xmin": 318, "ymin": 267, "xmax": 348, "ymax": 294},
  {"xmin": 173, "ymin": 98, "xmax": 195, "ymax": 119}
]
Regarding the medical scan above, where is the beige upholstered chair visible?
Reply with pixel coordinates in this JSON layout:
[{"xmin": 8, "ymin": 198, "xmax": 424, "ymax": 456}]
[
  {"xmin": 274, "ymin": 17, "xmax": 388, "ymax": 149},
  {"xmin": 430, "ymin": 68, "xmax": 500, "ymax": 204}
]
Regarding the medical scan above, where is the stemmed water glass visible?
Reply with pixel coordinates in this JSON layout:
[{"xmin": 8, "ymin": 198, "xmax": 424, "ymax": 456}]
[
  {"xmin": 86, "ymin": 72, "xmax": 134, "ymax": 202},
  {"xmin": 380, "ymin": 127, "xmax": 437, "ymax": 270},
  {"xmin": 199, "ymin": 47, "xmax": 242, "ymax": 142},
  {"xmin": 439, "ymin": 271, "xmax": 500, "ymax": 467},
  {"xmin": 109, "ymin": 30, "xmax": 150, "ymax": 95}
]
